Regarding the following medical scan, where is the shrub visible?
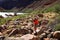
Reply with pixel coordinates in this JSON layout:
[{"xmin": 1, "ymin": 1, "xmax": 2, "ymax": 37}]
[
  {"xmin": 54, "ymin": 5, "xmax": 60, "ymax": 13},
  {"xmin": 54, "ymin": 23, "xmax": 60, "ymax": 31}
]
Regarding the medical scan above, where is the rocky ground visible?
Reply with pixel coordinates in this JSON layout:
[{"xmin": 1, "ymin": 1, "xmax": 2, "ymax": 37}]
[{"xmin": 0, "ymin": 12, "xmax": 60, "ymax": 40}]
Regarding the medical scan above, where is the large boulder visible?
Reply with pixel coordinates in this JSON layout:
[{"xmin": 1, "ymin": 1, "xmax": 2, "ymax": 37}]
[
  {"xmin": 53, "ymin": 31, "xmax": 60, "ymax": 39},
  {"xmin": 20, "ymin": 34, "xmax": 36, "ymax": 40}
]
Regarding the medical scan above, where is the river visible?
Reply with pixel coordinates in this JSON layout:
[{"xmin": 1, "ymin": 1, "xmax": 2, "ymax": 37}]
[{"xmin": 0, "ymin": 12, "xmax": 23, "ymax": 17}]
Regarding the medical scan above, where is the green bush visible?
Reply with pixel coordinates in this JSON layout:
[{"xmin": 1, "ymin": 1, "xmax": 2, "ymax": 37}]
[
  {"xmin": 42, "ymin": 4, "xmax": 60, "ymax": 13},
  {"xmin": 54, "ymin": 23, "xmax": 60, "ymax": 31},
  {"xmin": 54, "ymin": 5, "xmax": 60, "ymax": 13}
]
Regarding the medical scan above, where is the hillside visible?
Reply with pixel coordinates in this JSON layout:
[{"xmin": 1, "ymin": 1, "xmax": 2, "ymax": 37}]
[
  {"xmin": 0, "ymin": 0, "xmax": 60, "ymax": 40},
  {"xmin": 0, "ymin": 0, "xmax": 60, "ymax": 13},
  {"xmin": 21, "ymin": 0, "xmax": 60, "ymax": 13},
  {"xmin": 0, "ymin": 12, "xmax": 60, "ymax": 40}
]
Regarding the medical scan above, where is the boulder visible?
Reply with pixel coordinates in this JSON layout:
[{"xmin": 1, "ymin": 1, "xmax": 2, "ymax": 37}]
[
  {"xmin": 53, "ymin": 31, "xmax": 60, "ymax": 39},
  {"xmin": 20, "ymin": 34, "xmax": 36, "ymax": 40}
]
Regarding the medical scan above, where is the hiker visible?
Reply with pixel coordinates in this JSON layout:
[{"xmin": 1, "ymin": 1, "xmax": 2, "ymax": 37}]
[{"xmin": 33, "ymin": 17, "xmax": 39, "ymax": 34}]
